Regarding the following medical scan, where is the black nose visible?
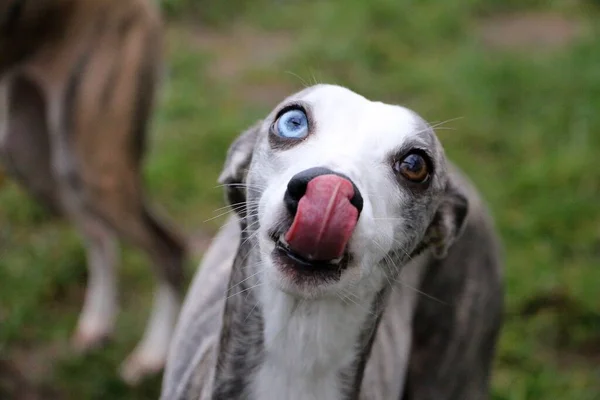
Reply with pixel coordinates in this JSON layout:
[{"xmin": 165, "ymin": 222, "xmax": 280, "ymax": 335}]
[{"xmin": 284, "ymin": 167, "xmax": 364, "ymax": 216}]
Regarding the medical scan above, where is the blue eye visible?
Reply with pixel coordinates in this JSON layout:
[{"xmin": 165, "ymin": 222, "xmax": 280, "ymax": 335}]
[{"xmin": 275, "ymin": 108, "xmax": 309, "ymax": 139}]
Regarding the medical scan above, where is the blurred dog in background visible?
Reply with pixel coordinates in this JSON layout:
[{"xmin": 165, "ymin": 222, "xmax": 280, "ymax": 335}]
[{"xmin": 0, "ymin": 0, "xmax": 186, "ymax": 384}]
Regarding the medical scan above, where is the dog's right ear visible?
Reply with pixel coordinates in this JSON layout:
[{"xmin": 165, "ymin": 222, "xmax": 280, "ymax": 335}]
[{"xmin": 218, "ymin": 120, "xmax": 262, "ymax": 216}]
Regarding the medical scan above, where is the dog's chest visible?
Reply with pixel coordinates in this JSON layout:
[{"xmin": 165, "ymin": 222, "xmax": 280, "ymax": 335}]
[{"xmin": 249, "ymin": 290, "xmax": 371, "ymax": 400}]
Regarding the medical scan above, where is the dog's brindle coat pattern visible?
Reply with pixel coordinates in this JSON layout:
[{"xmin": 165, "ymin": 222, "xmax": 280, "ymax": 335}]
[
  {"xmin": 162, "ymin": 86, "xmax": 504, "ymax": 399},
  {"xmin": 0, "ymin": 0, "xmax": 185, "ymax": 383}
]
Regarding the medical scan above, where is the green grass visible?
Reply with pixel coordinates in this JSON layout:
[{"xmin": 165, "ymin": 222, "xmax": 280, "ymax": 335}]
[{"xmin": 1, "ymin": 0, "xmax": 600, "ymax": 398}]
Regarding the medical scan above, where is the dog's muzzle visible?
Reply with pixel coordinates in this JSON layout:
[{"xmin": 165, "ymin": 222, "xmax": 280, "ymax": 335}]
[{"xmin": 281, "ymin": 167, "xmax": 363, "ymax": 262}]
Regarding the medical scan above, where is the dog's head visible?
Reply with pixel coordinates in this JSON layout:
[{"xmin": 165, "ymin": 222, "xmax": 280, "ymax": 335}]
[{"xmin": 219, "ymin": 84, "xmax": 468, "ymax": 299}]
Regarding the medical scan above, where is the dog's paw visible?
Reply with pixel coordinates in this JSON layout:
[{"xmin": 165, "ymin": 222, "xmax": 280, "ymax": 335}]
[
  {"xmin": 119, "ymin": 348, "xmax": 165, "ymax": 386},
  {"xmin": 71, "ymin": 323, "xmax": 113, "ymax": 353}
]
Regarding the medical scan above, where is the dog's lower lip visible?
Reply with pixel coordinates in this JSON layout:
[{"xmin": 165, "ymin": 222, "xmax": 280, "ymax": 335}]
[{"xmin": 276, "ymin": 234, "xmax": 344, "ymax": 266}]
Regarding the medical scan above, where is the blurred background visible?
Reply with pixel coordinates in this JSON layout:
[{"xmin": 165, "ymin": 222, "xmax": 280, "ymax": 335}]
[{"xmin": 1, "ymin": 0, "xmax": 599, "ymax": 398}]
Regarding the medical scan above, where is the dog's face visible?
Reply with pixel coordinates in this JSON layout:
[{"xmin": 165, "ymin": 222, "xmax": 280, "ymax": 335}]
[{"xmin": 220, "ymin": 85, "xmax": 468, "ymax": 299}]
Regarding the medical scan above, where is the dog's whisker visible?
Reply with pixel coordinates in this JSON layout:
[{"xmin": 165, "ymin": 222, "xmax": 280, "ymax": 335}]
[
  {"xmin": 206, "ymin": 204, "xmax": 262, "ymax": 224},
  {"xmin": 240, "ymin": 226, "xmax": 263, "ymax": 248},
  {"xmin": 369, "ymin": 238, "xmax": 446, "ymax": 305},
  {"xmin": 392, "ymin": 275, "xmax": 448, "ymax": 306},
  {"xmin": 309, "ymin": 68, "xmax": 320, "ymax": 87},
  {"xmin": 337, "ymin": 289, "xmax": 369, "ymax": 313},
  {"xmin": 211, "ymin": 200, "xmax": 261, "ymax": 214},
  {"xmin": 427, "ymin": 116, "xmax": 464, "ymax": 130},
  {"xmin": 226, "ymin": 283, "xmax": 266, "ymax": 300},
  {"xmin": 203, "ymin": 209, "xmax": 238, "ymax": 222},
  {"xmin": 285, "ymin": 70, "xmax": 311, "ymax": 88},
  {"xmin": 215, "ymin": 182, "xmax": 268, "ymax": 190},
  {"xmin": 408, "ymin": 117, "xmax": 464, "ymax": 141},
  {"xmin": 431, "ymin": 127, "xmax": 456, "ymax": 131},
  {"xmin": 372, "ymin": 240, "xmax": 397, "ymax": 290},
  {"xmin": 227, "ymin": 268, "xmax": 265, "ymax": 293},
  {"xmin": 386, "ymin": 236, "xmax": 414, "ymax": 263},
  {"xmin": 243, "ymin": 300, "xmax": 262, "ymax": 323},
  {"xmin": 233, "ymin": 261, "xmax": 269, "ymax": 296},
  {"xmin": 383, "ymin": 249, "xmax": 447, "ymax": 306},
  {"xmin": 241, "ymin": 220, "xmax": 261, "ymax": 233}
]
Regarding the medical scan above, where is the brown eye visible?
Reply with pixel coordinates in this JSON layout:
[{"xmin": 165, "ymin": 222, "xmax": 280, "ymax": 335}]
[{"xmin": 393, "ymin": 153, "xmax": 430, "ymax": 183}]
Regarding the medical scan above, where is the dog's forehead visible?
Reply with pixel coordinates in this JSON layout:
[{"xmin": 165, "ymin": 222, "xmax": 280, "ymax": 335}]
[
  {"xmin": 295, "ymin": 85, "xmax": 370, "ymax": 112},
  {"xmin": 288, "ymin": 85, "xmax": 435, "ymax": 149}
]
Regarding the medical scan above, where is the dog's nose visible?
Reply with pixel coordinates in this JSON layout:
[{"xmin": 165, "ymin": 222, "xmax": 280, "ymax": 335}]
[{"xmin": 284, "ymin": 167, "xmax": 364, "ymax": 216}]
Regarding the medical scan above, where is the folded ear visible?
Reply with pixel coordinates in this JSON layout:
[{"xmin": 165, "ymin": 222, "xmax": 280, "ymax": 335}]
[
  {"xmin": 420, "ymin": 180, "xmax": 469, "ymax": 259},
  {"xmin": 217, "ymin": 120, "xmax": 262, "ymax": 216}
]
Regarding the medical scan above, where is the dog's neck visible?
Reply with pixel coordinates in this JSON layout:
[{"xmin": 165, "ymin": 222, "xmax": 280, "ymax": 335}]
[{"xmin": 212, "ymin": 228, "xmax": 390, "ymax": 400}]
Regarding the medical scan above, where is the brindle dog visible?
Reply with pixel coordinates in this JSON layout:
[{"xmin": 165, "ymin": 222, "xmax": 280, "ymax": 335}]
[{"xmin": 1, "ymin": 0, "xmax": 185, "ymax": 384}]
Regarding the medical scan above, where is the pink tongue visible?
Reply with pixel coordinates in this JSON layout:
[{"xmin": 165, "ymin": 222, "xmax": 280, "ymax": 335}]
[{"xmin": 284, "ymin": 175, "xmax": 359, "ymax": 261}]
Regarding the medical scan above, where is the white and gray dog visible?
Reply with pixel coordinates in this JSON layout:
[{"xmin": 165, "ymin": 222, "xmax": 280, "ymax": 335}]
[{"xmin": 161, "ymin": 84, "xmax": 504, "ymax": 400}]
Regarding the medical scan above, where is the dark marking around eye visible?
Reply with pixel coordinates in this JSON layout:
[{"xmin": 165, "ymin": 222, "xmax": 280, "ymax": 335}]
[{"xmin": 269, "ymin": 103, "xmax": 314, "ymax": 151}]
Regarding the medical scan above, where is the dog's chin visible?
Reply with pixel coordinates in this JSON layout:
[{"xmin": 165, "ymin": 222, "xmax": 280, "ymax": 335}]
[{"xmin": 265, "ymin": 233, "xmax": 354, "ymax": 298}]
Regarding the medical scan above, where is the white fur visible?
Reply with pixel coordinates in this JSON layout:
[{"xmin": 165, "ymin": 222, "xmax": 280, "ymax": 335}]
[
  {"xmin": 256, "ymin": 85, "xmax": 426, "ymax": 297},
  {"xmin": 121, "ymin": 282, "xmax": 181, "ymax": 384},
  {"xmin": 73, "ymin": 223, "xmax": 119, "ymax": 349},
  {"xmin": 249, "ymin": 85, "xmax": 430, "ymax": 399},
  {"xmin": 251, "ymin": 289, "xmax": 375, "ymax": 400}
]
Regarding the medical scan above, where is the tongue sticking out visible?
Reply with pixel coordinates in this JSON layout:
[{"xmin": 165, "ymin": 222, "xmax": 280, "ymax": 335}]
[{"xmin": 284, "ymin": 175, "xmax": 359, "ymax": 261}]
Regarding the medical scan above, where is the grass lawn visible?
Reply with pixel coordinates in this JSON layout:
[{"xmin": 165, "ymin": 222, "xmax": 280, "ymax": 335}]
[{"xmin": 1, "ymin": 0, "xmax": 599, "ymax": 398}]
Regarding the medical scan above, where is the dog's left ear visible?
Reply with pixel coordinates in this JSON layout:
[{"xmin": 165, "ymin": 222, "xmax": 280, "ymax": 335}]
[
  {"xmin": 218, "ymin": 120, "xmax": 262, "ymax": 216},
  {"xmin": 421, "ymin": 180, "xmax": 469, "ymax": 259}
]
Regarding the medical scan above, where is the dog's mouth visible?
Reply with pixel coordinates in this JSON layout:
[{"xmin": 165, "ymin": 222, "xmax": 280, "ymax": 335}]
[
  {"xmin": 266, "ymin": 173, "xmax": 360, "ymax": 286},
  {"xmin": 269, "ymin": 231, "xmax": 351, "ymax": 282}
]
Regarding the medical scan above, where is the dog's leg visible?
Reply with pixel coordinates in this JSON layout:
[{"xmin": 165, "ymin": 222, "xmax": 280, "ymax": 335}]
[
  {"xmin": 71, "ymin": 218, "xmax": 119, "ymax": 352},
  {"xmin": 0, "ymin": 78, "xmax": 9, "ymax": 189},
  {"xmin": 46, "ymin": 96, "xmax": 184, "ymax": 383},
  {"xmin": 0, "ymin": 74, "xmax": 120, "ymax": 351},
  {"xmin": 0, "ymin": 76, "xmax": 61, "ymax": 213},
  {"xmin": 117, "ymin": 207, "xmax": 184, "ymax": 385},
  {"xmin": 37, "ymin": 8, "xmax": 184, "ymax": 382},
  {"xmin": 21, "ymin": 82, "xmax": 122, "ymax": 352},
  {"xmin": 120, "ymin": 277, "xmax": 181, "ymax": 385},
  {"xmin": 0, "ymin": 79, "xmax": 8, "ymax": 147}
]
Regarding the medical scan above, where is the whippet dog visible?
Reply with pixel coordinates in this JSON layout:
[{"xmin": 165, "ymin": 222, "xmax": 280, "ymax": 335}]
[
  {"xmin": 0, "ymin": 0, "xmax": 185, "ymax": 383},
  {"xmin": 162, "ymin": 84, "xmax": 504, "ymax": 399}
]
